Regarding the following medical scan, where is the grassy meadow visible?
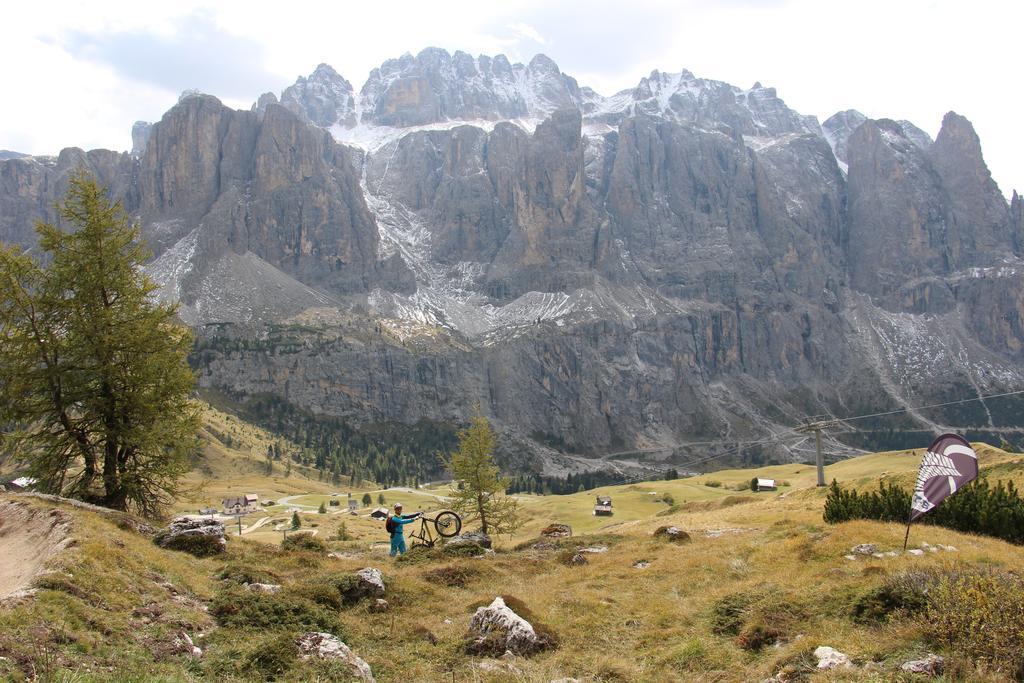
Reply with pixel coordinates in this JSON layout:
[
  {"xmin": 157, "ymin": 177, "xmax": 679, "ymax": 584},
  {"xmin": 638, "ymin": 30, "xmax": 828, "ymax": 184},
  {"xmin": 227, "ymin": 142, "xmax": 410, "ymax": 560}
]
[{"xmin": 2, "ymin": 436, "xmax": 1024, "ymax": 681}]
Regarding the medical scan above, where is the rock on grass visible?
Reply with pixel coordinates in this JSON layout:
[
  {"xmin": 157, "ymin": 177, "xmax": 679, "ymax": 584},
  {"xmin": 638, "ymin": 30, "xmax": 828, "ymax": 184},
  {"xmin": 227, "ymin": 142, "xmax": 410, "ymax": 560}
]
[
  {"xmin": 465, "ymin": 596, "xmax": 558, "ymax": 657},
  {"xmin": 154, "ymin": 517, "xmax": 226, "ymax": 557},
  {"xmin": 296, "ymin": 632, "xmax": 374, "ymax": 681},
  {"xmin": 653, "ymin": 526, "xmax": 691, "ymax": 543}
]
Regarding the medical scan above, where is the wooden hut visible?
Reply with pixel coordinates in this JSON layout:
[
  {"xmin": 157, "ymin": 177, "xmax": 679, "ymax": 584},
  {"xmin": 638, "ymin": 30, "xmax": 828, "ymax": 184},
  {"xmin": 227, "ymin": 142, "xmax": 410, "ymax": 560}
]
[{"xmin": 593, "ymin": 495, "xmax": 614, "ymax": 516}]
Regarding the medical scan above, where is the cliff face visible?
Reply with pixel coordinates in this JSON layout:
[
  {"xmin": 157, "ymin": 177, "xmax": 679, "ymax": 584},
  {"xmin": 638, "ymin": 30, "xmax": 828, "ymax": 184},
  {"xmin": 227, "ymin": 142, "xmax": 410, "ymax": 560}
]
[
  {"xmin": 4, "ymin": 94, "xmax": 413, "ymax": 323},
  {"xmin": 3, "ymin": 50, "xmax": 1023, "ymax": 468}
]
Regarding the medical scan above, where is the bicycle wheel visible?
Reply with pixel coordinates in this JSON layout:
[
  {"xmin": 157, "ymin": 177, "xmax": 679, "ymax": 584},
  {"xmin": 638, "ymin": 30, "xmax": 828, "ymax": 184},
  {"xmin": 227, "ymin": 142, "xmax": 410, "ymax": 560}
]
[{"xmin": 433, "ymin": 511, "xmax": 462, "ymax": 537}]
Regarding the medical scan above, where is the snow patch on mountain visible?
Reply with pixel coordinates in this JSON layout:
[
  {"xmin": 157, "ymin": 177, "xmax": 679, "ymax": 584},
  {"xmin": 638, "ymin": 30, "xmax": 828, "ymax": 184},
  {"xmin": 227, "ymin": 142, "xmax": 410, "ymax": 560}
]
[
  {"xmin": 851, "ymin": 294, "xmax": 1023, "ymax": 391},
  {"xmin": 332, "ymin": 118, "xmax": 538, "ymax": 154},
  {"xmin": 146, "ymin": 227, "xmax": 198, "ymax": 303}
]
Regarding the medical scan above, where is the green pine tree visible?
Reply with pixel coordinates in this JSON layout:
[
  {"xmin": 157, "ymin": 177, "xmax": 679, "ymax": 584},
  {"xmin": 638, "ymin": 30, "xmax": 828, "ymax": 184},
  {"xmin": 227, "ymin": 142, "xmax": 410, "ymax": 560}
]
[
  {"xmin": 318, "ymin": 502, "xmax": 327, "ymax": 514},
  {"xmin": 444, "ymin": 413, "xmax": 520, "ymax": 535},
  {"xmin": 291, "ymin": 511, "xmax": 301, "ymax": 529},
  {"xmin": 361, "ymin": 492, "xmax": 372, "ymax": 506},
  {"xmin": 0, "ymin": 171, "xmax": 199, "ymax": 516}
]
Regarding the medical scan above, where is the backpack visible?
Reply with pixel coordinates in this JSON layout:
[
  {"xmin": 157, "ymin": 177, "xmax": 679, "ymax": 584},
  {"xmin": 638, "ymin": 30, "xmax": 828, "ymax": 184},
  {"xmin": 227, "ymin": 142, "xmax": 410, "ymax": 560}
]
[{"xmin": 385, "ymin": 516, "xmax": 397, "ymax": 534}]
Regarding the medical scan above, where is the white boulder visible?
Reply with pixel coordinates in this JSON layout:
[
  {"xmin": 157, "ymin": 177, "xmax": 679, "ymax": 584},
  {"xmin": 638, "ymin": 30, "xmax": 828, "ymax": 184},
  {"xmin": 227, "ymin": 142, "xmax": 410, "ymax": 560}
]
[
  {"xmin": 296, "ymin": 632, "xmax": 374, "ymax": 681},
  {"xmin": 355, "ymin": 568, "xmax": 386, "ymax": 597},
  {"xmin": 901, "ymin": 654, "xmax": 944, "ymax": 675},
  {"xmin": 466, "ymin": 597, "xmax": 554, "ymax": 656},
  {"xmin": 814, "ymin": 646, "xmax": 853, "ymax": 670},
  {"xmin": 245, "ymin": 583, "xmax": 281, "ymax": 594}
]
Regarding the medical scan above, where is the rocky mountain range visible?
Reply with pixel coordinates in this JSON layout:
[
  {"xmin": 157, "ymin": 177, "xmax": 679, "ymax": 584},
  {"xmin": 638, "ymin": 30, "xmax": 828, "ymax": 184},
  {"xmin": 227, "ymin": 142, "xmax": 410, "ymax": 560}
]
[{"xmin": 2, "ymin": 48, "xmax": 1023, "ymax": 474}]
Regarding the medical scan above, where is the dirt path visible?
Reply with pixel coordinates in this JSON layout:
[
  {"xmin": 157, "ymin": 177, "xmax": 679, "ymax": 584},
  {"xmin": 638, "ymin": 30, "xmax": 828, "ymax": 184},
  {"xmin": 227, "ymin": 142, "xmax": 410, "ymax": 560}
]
[{"xmin": 0, "ymin": 498, "xmax": 72, "ymax": 601}]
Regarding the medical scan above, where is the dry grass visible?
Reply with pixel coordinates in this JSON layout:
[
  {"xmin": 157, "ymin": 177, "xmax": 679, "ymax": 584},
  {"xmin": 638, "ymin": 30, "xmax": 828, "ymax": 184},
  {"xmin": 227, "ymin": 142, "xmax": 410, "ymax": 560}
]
[{"xmin": 2, "ymin": 441, "xmax": 1023, "ymax": 681}]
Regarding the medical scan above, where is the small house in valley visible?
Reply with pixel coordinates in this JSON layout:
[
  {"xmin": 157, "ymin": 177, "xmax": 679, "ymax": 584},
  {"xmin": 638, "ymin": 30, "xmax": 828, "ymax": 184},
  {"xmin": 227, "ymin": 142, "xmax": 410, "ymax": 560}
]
[
  {"xmin": 755, "ymin": 478, "xmax": 777, "ymax": 492},
  {"xmin": 222, "ymin": 493, "xmax": 259, "ymax": 515},
  {"xmin": 594, "ymin": 495, "xmax": 613, "ymax": 516}
]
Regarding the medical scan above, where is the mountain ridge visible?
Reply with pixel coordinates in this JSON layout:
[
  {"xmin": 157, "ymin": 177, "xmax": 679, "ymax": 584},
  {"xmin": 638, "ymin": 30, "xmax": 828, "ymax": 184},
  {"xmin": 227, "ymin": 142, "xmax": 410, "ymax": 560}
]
[{"xmin": 2, "ymin": 48, "xmax": 1022, "ymax": 474}]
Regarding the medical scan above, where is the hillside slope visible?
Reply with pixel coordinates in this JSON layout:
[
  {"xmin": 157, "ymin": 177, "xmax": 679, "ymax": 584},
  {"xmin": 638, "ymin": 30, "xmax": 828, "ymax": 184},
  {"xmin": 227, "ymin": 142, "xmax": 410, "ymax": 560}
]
[{"xmin": 2, "ymin": 445, "xmax": 1023, "ymax": 681}]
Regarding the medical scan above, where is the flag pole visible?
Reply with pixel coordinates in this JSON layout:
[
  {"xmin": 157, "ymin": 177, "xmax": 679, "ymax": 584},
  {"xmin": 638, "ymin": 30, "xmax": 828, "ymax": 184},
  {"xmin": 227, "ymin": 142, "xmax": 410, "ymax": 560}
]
[{"xmin": 902, "ymin": 505, "xmax": 914, "ymax": 551}]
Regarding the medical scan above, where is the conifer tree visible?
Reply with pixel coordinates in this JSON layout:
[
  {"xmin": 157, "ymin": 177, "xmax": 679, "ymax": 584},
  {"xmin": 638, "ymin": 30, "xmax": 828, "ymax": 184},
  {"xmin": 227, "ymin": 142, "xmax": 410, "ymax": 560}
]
[
  {"xmin": 444, "ymin": 413, "xmax": 520, "ymax": 535},
  {"xmin": 0, "ymin": 171, "xmax": 198, "ymax": 516}
]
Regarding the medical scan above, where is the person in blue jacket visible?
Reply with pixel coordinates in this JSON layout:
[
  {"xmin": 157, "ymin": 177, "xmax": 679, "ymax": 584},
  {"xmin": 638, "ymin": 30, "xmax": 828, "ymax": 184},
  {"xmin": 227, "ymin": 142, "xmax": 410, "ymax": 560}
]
[{"xmin": 386, "ymin": 503, "xmax": 421, "ymax": 556}]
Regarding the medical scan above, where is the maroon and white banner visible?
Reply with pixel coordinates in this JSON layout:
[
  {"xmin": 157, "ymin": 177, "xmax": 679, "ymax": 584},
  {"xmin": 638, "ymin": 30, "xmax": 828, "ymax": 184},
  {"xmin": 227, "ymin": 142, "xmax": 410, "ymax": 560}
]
[{"xmin": 909, "ymin": 434, "xmax": 978, "ymax": 521}]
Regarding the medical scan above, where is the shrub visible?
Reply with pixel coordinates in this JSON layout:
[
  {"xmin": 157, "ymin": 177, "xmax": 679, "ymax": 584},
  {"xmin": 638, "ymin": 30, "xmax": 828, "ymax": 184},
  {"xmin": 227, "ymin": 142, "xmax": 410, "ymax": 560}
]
[
  {"xmin": 289, "ymin": 582, "xmax": 344, "ymax": 611},
  {"xmin": 216, "ymin": 563, "xmax": 281, "ymax": 586},
  {"xmin": 443, "ymin": 541, "xmax": 486, "ymax": 558},
  {"xmin": 394, "ymin": 545, "xmax": 443, "ymax": 564},
  {"xmin": 158, "ymin": 533, "xmax": 225, "ymax": 557},
  {"xmin": 705, "ymin": 480, "xmax": 722, "ymax": 488},
  {"xmin": 823, "ymin": 478, "xmax": 1024, "ymax": 545},
  {"xmin": 209, "ymin": 587, "xmax": 342, "ymax": 632},
  {"xmin": 710, "ymin": 589, "xmax": 805, "ymax": 650},
  {"xmin": 336, "ymin": 522, "xmax": 351, "ymax": 541},
  {"xmin": 710, "ymin": 592, "xmax": 755, "ymax": 636},
  {"xmin": 851, "ymin": 568, "xmax": 937, "ymax": 624},
  {"xmin": 735, "ymin": 621, "xmax": 782, "ymax": 651},
  {"xmin": 245, "ymin": 632, "xmax": 298, "ymax": 680},
  {"xmin": 422, "ymin": 565, "xmax": 480, "ymax": 588},
  {"xmin": 281, "ymin": 533, "xmax": 326, "ymax": 553},
  {"xmin": 925, "ymin": 568, "xmax": 1024, "ymax": 677},
  {"xmin": 660, "ymin": 494, "xmax": 675, "ymax": 506},
  {"xmin": 330, "ymin": 573, "xmax": 385, "ymax": 605},
  {"xmin": 318, "ymin": 502, "xmax": 327, "ymax": 514}
]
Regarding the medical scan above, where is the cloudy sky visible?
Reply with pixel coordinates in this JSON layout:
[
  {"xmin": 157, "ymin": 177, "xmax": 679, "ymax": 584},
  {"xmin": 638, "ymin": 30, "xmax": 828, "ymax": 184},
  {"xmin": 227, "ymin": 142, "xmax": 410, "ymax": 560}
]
[{"xmin": 2, "ymin": 0, "xmax": 1020, "ymax": 194}]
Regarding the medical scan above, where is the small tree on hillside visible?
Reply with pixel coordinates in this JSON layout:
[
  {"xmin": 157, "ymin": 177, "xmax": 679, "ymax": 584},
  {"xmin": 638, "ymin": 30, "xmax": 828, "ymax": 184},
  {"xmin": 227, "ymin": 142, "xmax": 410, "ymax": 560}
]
[
  {"xmin": 377, "ymin": 493, "xmax": 386, "ymax": 505},
  {"xmin": 291, "ymin": 511, "xmax": 301, "ymax": 529},
  {"xmin": 444, "ymin": 413, "xmax": 520, "ymax": 535},
  {"xmin": 361, "ymin": 492, "xmax": 372, "ymax": 506},
  {"xmin": 318, "ymin": 502, "xmax": 327, "ymax": 514}
]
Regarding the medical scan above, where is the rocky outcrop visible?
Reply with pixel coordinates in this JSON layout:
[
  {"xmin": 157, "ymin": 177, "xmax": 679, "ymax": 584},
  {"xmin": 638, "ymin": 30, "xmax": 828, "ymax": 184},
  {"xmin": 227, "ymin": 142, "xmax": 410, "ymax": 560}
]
[
  {"xmin": 590, "ymin": 69, "xmax": 819, "ymax": 137},
  {"xmin": 0, "ymin": 147, "xmax": 135, "ymax": 250},
  {"xmin": 927, "ymin": 112, "xmax": 1012, "ymax": 258},
  {"xmin": 359, "ymin": 49, "xmax": 581, "ymax": 127},
  {"xmin": 447, "ymin": 531, "xmax": 492, "ymax": 549},
  {"xmin": 901, "ymin": 654, "xmax": 944, "ymax": 675},
  {"xmin": 280, "ymin": 64, "xmax": 356, "ymax": 128},
  {"xmin": 822, "ymin": 109, "xmax": 867, "ymax": 166},
  {"xmin": 540, "ymin": 524, "xmax": 572, "ymax": 538},
  {"xmin": 131, "ymin": 121, "xmax": 152, "ymax": 157},
  {"xmin": 846, "ymin": 118, "xmax": 954, "ymax": 298},
  {"xmin": 653, "ymin": 526, "xmax": 691, "ymax": 543},
  {"xmin": 154, "ymin": 517, "xmax": 227, "ymax": 556}
]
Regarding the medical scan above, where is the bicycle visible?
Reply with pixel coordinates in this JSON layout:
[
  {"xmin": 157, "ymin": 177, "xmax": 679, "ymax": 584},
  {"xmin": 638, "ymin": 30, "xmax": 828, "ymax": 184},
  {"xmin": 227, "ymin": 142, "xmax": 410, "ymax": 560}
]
[{"xmin": 408, "ymin": 510, "xmax": 462, "ymax": 548}]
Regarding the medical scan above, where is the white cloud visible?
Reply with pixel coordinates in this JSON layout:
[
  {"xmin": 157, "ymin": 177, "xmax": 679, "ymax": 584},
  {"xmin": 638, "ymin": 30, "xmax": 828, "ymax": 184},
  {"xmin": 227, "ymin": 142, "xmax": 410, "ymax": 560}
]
[
  {"xmin": 1, "ymin": 0, "xmax": 1020, "ymax": 193},
  {"xmin": 507, "ymin": 22, "xmax": 547, "ymax": 45}
]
